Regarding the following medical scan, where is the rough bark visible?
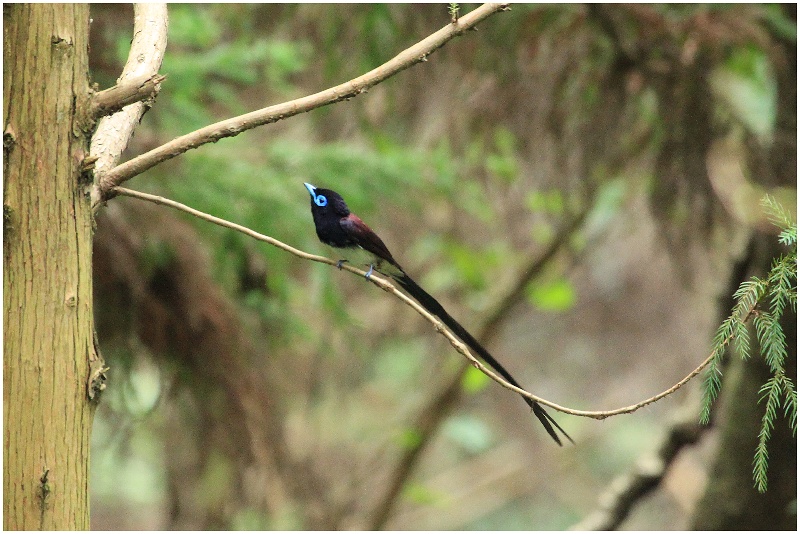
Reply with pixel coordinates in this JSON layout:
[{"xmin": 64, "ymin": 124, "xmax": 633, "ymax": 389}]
[{"xmin": 3, "ymin": 4, "xmax": 95, "ymax": 530}]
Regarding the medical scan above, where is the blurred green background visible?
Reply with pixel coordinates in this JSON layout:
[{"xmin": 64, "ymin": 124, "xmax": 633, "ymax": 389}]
[{"xmin": 88, "ymin": 4, "xmax": 796, "ymax": 530}]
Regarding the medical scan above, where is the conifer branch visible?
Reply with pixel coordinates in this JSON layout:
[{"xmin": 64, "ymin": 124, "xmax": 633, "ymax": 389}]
[{"xmin": 701, "ymin": 194, "xmax": 797, "ymax": 493}]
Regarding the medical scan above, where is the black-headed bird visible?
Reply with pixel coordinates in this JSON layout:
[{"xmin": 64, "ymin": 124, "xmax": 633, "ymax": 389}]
[{"xmin": 304, "ymin": 182, "xmax": 572, "ymax": 445}]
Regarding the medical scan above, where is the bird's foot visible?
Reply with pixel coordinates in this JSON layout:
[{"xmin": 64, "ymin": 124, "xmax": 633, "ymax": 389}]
[
  {"xmin": 365, "ymin": 264, "xmax": 374, "ymax": 280},
  {"xmin": 336, "ymin": 259, "xmax": 348, "ymax": 270}
]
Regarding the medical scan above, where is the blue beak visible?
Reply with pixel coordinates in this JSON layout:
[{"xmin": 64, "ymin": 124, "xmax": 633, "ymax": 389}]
[{"xmin": 303, "ymin": 182, "xmax": 316, "ymax": 197}]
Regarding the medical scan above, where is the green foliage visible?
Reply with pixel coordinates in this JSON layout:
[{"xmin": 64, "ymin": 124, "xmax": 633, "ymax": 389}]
[
  {"xmin": 448, "ymin": 3, "xmax": 460, "ymax": 23},
  {"xmin": 460, "ymin": 365, "xmax": 490, "ymax": 394},
  {"xmin": 711, "ymin": 45, "xmax": 776, "ymax": 137},
  {"xmin": 128, "ymin": 5, "xmax": 311, "ymax": 132},
  {"xmin": 526, "ymin": 277, "xmax": 576, "ymax": 312},
  {"xmin": 700, "ymin": 194, "xmax": 797, "ymax": 493},
  {"xmin": 88, "ymin": 3, "xmax": 799, "ymax": 528},
  {"xmin": 762, "ymin": 194, "xmax": 798, "ymax": 244}
]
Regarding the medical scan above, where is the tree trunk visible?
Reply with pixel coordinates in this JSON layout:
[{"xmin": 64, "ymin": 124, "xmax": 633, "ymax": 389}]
[{"xmin": 3, "ymin": 4, "xmax": 95, "ymax": 530}]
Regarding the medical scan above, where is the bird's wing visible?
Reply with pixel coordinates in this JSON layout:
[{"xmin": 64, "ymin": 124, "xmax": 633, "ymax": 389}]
[{"xmin": 339, "ymin": 213, "xmax": 402, "ymax": 270}]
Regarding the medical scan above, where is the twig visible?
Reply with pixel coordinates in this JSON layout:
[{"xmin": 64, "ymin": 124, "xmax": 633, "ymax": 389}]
[
  {"xmin": 94, "ymin": 3, "xmax": 509, "ymax": 205},
  {"xmin": 479, "ymin": 210, "xmax": 589, "ymax": 345},
  {"xmin": 570, "ymin": 242, "xmax": 761, "ymax": 530},
  {"xmin": 449, "ymin": 3, "xmax": 460, "ymax": 24},
  {"xmin": 113, "ymin": 186, "xmax": 733, "ymax": 421},
  {"xmin": 91, "ymin": 73, "xmax": 166, "ymax": 119},
  {"xmin": 89, "ymin": 3, "xmax": 168, "ymax": 208},
  {"xmin": 368, "ymin": 210, "xmax": 589, "ymax": 530}
]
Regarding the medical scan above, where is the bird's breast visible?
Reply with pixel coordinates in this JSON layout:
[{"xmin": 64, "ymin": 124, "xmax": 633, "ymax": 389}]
[{"xmin": 314, "ymin": 216, "xmax": 354, "ymax": 248}]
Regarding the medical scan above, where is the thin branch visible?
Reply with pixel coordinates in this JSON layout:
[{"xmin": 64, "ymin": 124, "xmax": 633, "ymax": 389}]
[
  {"xmin": 368, "ymin": 211, "xmax": 589, "ymax": 530},
  {"xmin": 91, "ymin": 73, "xmax": 166, "ymax": 119},
  {"xmin": 89, "ymin": 3, "xmax": 168, "ymax": 207},
  {"xmin": 479, "ymin": 210, "xmax": 589, "ymax": 345},
  {"xmin": 94, "ymin": 3, "xmax": 510, "ymax": 204},
  {"xmin": 369, "ymin": 64, "xmax": 653, "ymax": 528},
  {"xmin": 570, "ymin": 241, "xmax": 761, "ymax": 530},
  {"xmin": 113, "ymin": 186, "xmax": 736, "ymax": 422}
]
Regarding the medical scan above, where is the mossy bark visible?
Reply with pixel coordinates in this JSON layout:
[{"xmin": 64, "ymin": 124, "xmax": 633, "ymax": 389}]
[{"xmin": 3, "ymin": 4, "xmax": 96, "ymax": 530}]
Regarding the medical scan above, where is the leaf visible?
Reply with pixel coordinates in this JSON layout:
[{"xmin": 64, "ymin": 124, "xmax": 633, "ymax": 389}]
[
  {"xmin": 778, "ymin": 226, "xmax": 797, "ymax": 247},
  {"xmin": 732, "ymin": 317, "xmax": 751, "ymax": 360},
  {"xmin": 782, "ymin": 376, "xmax": 798, "ymax": 434},
  {"xmin": 402, "ymin": 482, "xmax": 444, "ymax": 505},
  {"xmin": 461, "ymin": 365, "xmax": 490, "ymax": 394},
  {"xmin": 753, "ymin": 311, "xmax": 787, "ymax": 372},
  {"xmin": 527, "ymin": 278, "xmax": 576, "ymax": 312},
  {"xmin": 733, "ymin": 277, "xmax": 767, "ymax": 316},
  {"xmin": 700, "ymin": 350, "xmax": 724, "ymax": 425},
  {"xmin": 395, "ymin": 427, "xmax": 423, "ymax": 450},
  {"xmin": 705, "ymin": 193, "xmax": 798, "ymax": 491},
  {"xmin": 761, "ymin": 194, "xmax": 795, "ymax": 231},
  {"xmin": 754, "ymin": 374, "xmax": 783, "ymax": 493}
]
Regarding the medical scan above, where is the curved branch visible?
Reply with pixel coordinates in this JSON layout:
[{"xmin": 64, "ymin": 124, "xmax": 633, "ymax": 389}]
[
  {"xmin": 114, "ymin": 186, "xmax": 735, "ymax": 422},
  {"xmin": 568, "ymin": 243, "xmax": 762, "ymax": 530},
  {"xmin": 368, "ymin": 211, "xmax": 589, "ymax": 530},
  {"xmin": 94, "ymin": 3, "xmax": 510, "ymax": 204},
  {"xmin": 89, "ymin": 3, "xmax": 168, "ymax": 207}
]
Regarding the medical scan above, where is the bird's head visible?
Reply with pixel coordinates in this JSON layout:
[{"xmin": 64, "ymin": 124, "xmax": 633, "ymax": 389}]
[{"xmin": 304, "ymin": 183, "xmax": 350, "ymax": 217}]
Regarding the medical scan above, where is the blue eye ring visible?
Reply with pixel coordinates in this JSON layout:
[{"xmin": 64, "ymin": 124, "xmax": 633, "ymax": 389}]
[{"xmin": 314, "ymin": 194, "xmax": 328, "ymax": 207}]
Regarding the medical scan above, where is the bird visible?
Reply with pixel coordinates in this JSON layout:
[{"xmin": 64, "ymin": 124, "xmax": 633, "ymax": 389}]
[{"xmin": 303, "ymin": 182, "xmax": 573, "ymax": 445}]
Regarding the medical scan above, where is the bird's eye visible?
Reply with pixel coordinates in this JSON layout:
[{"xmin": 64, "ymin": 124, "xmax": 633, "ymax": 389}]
[{"xmin": 315, "ymin": 194, "xmax": 328, "ymax": 207}]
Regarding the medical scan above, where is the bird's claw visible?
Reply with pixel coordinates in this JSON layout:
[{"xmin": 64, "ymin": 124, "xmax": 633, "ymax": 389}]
[
  {"xmin": 336, "ymin": 259, "xmax": 348, "ymax": 270},
  {"xmin": 365, "ymin": 264, "xmax": 374, "ymax": 280}
]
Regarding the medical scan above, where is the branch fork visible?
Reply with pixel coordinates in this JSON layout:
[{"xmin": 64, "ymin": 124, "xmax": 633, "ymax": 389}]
[
  {"xmin": 90, "ymin": 3, "xmax": 510, "ymax": 207},
  {"xmin": 95, "ymin": 1, "xmax": 718, "ymax": 425}
]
